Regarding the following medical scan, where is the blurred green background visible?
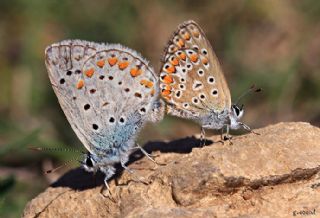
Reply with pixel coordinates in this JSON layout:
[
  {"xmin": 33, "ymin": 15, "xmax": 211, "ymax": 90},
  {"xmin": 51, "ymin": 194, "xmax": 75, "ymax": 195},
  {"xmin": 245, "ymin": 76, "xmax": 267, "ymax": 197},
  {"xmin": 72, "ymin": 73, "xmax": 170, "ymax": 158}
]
[{"xmin": 0, "ymin": 0, "xmax": 319, "ymax": 217}]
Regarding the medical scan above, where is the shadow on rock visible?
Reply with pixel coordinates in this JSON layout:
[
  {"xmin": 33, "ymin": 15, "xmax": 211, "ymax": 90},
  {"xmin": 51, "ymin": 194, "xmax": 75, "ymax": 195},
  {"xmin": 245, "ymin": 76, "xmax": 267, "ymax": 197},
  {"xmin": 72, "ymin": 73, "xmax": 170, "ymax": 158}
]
[{"xmin": 50, "ymin": 136, "xmax": 213, "ymax": 191}]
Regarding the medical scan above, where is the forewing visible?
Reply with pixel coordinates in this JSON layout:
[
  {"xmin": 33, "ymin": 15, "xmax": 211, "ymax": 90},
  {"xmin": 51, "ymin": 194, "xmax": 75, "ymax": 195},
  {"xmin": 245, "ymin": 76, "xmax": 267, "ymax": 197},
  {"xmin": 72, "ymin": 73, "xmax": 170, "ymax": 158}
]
[
  {"xmin": 45, "ymin": 40, "xmax": 159, "ymax": 154},
  {"xmin": 160, "ymin": 20, "xmax": 231, "ymax": 118}
]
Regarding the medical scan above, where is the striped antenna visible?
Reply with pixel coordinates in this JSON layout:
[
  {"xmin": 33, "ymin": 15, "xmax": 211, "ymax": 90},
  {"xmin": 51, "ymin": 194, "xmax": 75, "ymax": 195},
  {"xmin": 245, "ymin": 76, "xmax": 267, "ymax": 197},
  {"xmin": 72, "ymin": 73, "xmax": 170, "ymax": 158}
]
[
  {"xmin": 234, "ymin": 84, "xmax": 262, "ymax": 106},
  {"xmin": 28, "ymin": 145, "xmax": 86, "ymax": 174},
  {"xmin": 45, "ymin": 157, "xmax": 82, "ymax": 174},
  {"xmin": 28, "ymin": 146, "xmax": 85, "ymax": 154}
]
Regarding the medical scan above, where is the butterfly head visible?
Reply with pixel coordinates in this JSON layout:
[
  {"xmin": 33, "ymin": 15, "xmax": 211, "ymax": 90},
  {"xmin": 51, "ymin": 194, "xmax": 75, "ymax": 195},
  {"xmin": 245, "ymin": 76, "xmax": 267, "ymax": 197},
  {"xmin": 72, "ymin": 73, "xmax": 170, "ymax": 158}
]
[
  {"xmin": 82, "ymin": 152, "xmax": 98, "ymax": 172},
  {"xmin": 230, "ymin": 104, "xmax": 244, "ymax": 129}
]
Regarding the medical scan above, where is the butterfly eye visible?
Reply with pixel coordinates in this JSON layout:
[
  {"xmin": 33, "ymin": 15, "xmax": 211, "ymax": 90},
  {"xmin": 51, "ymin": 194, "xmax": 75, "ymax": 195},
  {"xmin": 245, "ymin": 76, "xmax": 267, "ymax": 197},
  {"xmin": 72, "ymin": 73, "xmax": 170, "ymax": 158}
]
[
  {"xmin": 186, "ymin": 63, "xmax": 192, "ymax": 70},
  {"xmin": 197, "ymin": 69, "xmax": 204, "ymax": 77},
  {"xmin": 211, "ymin": 89, "xmax": 218, "ymax": 97},
  {"xmin": 66, "ymin": 70, "xmax": 72, "ymax": 76},
  {"xmin": 90, "ymin": 89, "xmax": 96, "ymax": 94},
  {"xmin": 187, "ymin": 50, "xmax": 193, "ymax": 55},
  {"xmin": 233, "ymin": 106, "xmax": 240, "ymax": 116},
  {"xmin": 201, "ymin": 49, "xmax": 208, "ymax": 55},
  {"xmin": 75, "ymin": 69, "xmax": 81, "ymax": 74},
  {"xmin": 207, "ymin": 76, "xmax": 215, "ymax": 84},
  {"xmin": 99, "ymin": 75, "xmax": 105, "ymax": 80},
  {"xmin": 59, "ymin": 78, "xmax": 65, "ymax": 84},
  {"xmin": 85, "ymin": 157, "xmax": 94, "ymax": 167},
  {"xmin": 181, "ymin": 67, "xmax": 187, "ymax": 74}
]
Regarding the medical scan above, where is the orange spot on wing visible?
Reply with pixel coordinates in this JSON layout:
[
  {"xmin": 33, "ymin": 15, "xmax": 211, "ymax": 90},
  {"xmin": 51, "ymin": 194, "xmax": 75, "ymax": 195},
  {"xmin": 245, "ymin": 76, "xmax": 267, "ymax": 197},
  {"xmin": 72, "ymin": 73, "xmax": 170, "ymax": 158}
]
[
  {"xmin": 164, "ymin": 65, "xmax": 176, "ymax": 74},
  {"xmin": 164, "ymin": 85, "xmax": 171, "ymax": 90},
  {"xmin": 130, "ymin": 67, "xmax": 142, "ymax": 77},
  {"xmin": 161, "ymin": 89, "xmax": 171, "ymax": 96},
  {"xmin": 184, "ymin": 32, "xmax": 190, "ymax": 40},
  {"xmin": 177, "ymin": 39, "xmax": 184, "ymax": 48},
  {"xmin": 76, "ymin": 79, "xmax": 84, "ymax": 89},
  {"xmin": 96, "ymin": 59, "xmax": 105, "ymax": 68},
  {"xmin": 85, "ymin": 68, "xmax": 94, "ymax": 77},
  {"xmin": 179, "ymin": 52, "xmax": 186, "ymax": 60},
  {"xmin": 170, "ymin": 57, "xmax": 179, "ymax": 66},
  {"xmin": 150, "ymin": 88, "xmax": 155, "ymax": 96},
  {"xmin": 190, "ymin": 54, "xmax": 198, "ymax": 62},
  {"xmin": 146, "ymin": 81, "xmax": 153, "ymax": 88},
  {"xmin": 140, "ymin": 79, "xmax": 154, "ymax": 88},
  {"xmin": 163, "ymin": 75, "xmax": 173, "ymax": 84},
  {"xmin": 193, "ymin": 30, "xmax": 200, "ymax": 38},
  {"xmin": 118, "ymin": 61, "xmax": 129, "ymax": 70},
  {"xmin": 202, "ymin": 57, "xmax": 208, "ymax": 65},
  {"xmin": 108, "ymin": 57, "xmax": 118, "ymax": 66}
]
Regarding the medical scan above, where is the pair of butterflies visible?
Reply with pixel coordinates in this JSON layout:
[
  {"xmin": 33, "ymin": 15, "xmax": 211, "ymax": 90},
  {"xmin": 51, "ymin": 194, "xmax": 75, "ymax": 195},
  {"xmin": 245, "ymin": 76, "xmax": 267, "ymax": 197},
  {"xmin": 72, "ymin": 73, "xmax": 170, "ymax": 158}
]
[{"xmin": 45, "ymin": 20, "xmax": 252, "ymax": 188}]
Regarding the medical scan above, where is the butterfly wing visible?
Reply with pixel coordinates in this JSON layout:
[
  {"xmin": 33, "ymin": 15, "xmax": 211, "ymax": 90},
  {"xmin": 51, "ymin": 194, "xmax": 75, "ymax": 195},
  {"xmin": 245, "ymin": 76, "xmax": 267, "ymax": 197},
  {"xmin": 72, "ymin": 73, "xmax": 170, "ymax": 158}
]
[
  {"xmin": 45, "ymin": 40, "xmax": 160, "ymax": 155},
  {"xmin": 160, "ymin": 20, "xmax": 231, "ymax": 119}
]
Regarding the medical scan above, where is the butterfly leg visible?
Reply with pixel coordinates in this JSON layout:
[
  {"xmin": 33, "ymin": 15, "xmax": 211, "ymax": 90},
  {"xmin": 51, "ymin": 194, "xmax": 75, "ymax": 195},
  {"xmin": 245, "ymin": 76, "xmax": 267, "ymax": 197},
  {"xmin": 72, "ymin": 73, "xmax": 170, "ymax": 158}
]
[
  {"xmin": 200, "ymin": 127, "xmax": 206, "ymax": 147},
  {"xmin": 100, "ymin": 166, "xmax": 116, "ymax": 199},
  {"xmin": 135, "ymin": 144, "xmax": 158, "ymax": 162},
  {"xmin": 220, "ymin": 125, "xmax": 233, "ymax": 145},
  {"xmin": 136, "ymin": 144, "xmax": 166, "ymax": 166},
  {"xmin": 239, "ymin": 122, "xmax": 260, "ymax": 135},
  {"xmin": 120, "ymin": 158, "xmax": 148, "ymax": 185}
]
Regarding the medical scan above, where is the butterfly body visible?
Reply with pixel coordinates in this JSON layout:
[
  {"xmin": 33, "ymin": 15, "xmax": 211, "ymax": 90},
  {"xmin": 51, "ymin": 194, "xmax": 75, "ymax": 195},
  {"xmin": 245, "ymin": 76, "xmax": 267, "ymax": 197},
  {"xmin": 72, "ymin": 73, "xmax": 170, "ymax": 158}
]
[
  {"xmin": 45, "ymin": 40, "xmax": 164, "ymax": 184},
  {"xmin": 160, "ymin": 20, "xmax": 246, "ymax": 134}
]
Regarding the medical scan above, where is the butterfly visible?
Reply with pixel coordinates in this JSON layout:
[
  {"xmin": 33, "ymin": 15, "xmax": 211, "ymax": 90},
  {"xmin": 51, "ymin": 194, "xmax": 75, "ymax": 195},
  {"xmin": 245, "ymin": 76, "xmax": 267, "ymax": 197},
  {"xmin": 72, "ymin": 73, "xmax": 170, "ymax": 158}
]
[
  {"xmin": 159, "ymin": 20, "xmax": 258, "ymax": 141},
  {"xmin": 45, "ymin": 40, "xmax": 164, "ymax": 190}
]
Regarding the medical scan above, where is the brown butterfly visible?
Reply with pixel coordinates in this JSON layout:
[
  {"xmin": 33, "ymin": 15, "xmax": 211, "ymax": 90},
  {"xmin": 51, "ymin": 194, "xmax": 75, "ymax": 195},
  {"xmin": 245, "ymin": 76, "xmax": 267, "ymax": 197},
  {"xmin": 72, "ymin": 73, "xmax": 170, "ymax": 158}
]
[{"xmin": 159, "ymin": 20, "xmax": 259, "ymax": 142}]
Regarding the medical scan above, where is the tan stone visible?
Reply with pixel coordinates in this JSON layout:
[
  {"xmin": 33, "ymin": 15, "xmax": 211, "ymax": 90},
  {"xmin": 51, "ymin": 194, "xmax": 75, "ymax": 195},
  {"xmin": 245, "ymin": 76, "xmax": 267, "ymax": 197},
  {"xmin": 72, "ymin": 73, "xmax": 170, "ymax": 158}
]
[{"xmin": 23, "ymin": 122, "xmax": 320, "ymax": 218}]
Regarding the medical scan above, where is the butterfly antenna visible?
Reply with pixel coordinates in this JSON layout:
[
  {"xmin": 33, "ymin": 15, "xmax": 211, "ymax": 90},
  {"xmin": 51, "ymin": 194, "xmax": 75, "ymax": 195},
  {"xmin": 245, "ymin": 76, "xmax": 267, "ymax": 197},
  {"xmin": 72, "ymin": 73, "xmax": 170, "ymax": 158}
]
[
  {"xmin": 28, "ymin": 146, "xmax": 85, "ymax": 154},
  {"xmin": 29, "ymin": 146, "xmax": 86, "ymax": 173},
  {"xmin": 234, "ymin": 84, "xmax": 262, "ymax": 106},
  {"xmin": 45, "ymin": 156, "xmax": 82, "ymax": 174}
]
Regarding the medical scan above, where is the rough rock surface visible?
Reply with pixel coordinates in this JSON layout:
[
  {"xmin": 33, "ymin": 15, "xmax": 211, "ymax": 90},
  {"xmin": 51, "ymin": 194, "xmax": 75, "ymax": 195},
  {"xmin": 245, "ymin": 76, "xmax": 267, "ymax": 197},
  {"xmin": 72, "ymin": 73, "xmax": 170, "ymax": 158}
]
[{"xmin": 23, "ymin": 122, "xmax": 320, "ymax": 218}]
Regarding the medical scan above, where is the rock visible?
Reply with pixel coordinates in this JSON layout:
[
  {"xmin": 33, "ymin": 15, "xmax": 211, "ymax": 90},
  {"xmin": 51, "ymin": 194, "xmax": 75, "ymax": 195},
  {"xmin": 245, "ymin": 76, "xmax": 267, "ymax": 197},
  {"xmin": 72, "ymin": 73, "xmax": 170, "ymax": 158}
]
[{"xmin": 23, "ymin": 122, "xmax": 320, "ymax": 218}]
